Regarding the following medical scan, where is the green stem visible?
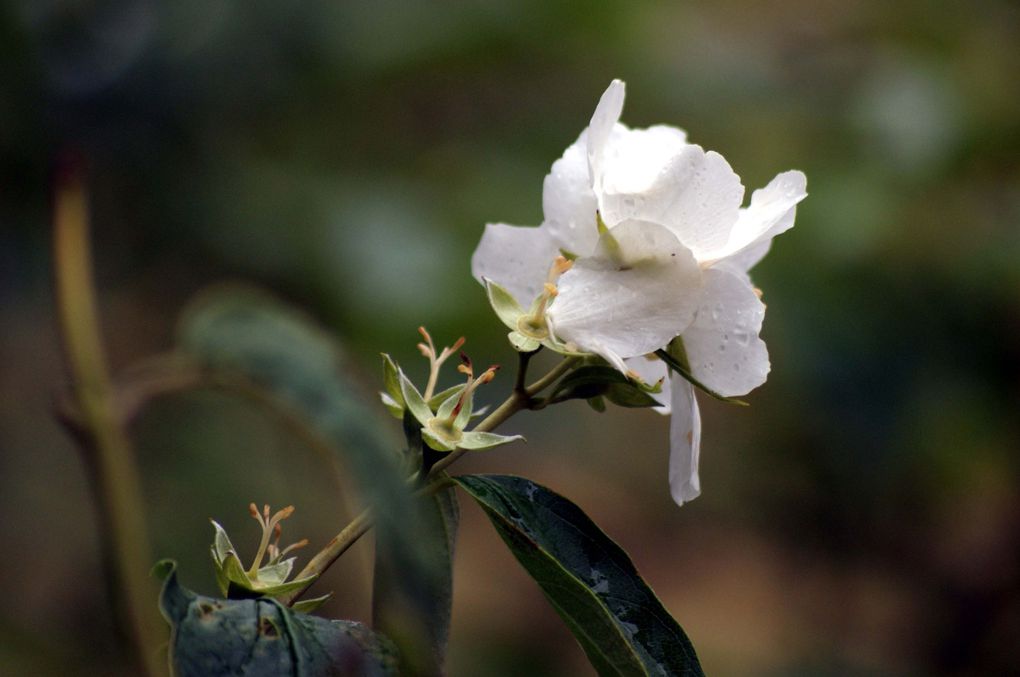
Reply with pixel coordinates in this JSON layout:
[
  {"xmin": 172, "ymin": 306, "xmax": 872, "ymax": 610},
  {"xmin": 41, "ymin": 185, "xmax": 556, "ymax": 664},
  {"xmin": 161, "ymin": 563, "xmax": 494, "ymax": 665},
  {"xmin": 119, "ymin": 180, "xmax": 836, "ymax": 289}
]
[
  {"xmin": 53, "ymin": 171, "xmax": 165, "ymax": 677},
  {"xmin": 280, "ymin": 354, "xmax": 581, "ymax": 605}
]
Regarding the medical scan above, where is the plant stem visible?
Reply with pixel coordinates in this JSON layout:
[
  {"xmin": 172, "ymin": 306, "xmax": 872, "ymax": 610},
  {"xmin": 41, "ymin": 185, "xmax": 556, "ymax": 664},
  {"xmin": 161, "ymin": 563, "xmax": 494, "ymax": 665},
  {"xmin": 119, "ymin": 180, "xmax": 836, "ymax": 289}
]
[
  {"xmin": 53, "ymin": 169, "xmax": 165, "ymax": 677},
  {"xmin": 280, "ymin": 354, "xmax": 581, "ymax": 605}
]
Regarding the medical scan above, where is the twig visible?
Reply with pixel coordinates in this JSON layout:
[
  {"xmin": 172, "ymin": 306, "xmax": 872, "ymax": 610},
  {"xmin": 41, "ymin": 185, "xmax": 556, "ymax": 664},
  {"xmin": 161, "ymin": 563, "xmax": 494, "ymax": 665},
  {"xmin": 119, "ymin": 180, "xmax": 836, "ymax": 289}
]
[
  {"xmin": 53, "ymin": 168, "xmax": 165, "ymax": 677},
  {"xmin": 279, "ymin": 354, "xmax": 581, "ymax": 605}
]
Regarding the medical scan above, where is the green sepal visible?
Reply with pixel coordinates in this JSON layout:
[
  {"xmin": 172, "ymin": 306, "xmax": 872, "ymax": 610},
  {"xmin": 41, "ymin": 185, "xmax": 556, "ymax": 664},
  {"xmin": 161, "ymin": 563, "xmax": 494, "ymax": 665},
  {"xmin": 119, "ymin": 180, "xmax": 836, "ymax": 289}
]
[
  {"xmin": 508, "ymin": 331, "xmax": 541, "ymax": 352},
  {"xmin": 422, "ymin": 426, "xmax": 457, "ymax": 452},
  {"xmin": 587, "ymin": 396, "xmax": 607, "ymax": 412},
  {"xmin": 657, "ymin": 338, "xmax": 749, "ymax": 406},
  {"xmin": 380, "ymin": 354, "xmax": 404, "ymax": 418},
  {"xmin": 291, "ymin": 593, "xmax": 333, "ymax": 614},
  {"xmin": 398, "ymin": 369, "xmax": 434, "ymax": 424},
  {"xmin": 457, "ymin": 431, "xmax": 525, "ymax": 451},
  {"xmin": 240, "ymin": 574, "xmax": 320, "ymax": 599},
  {"xmin": 434, "ymin": 387, "xmax": 461, "ymax": 421},
  {"xmin": 254, "ymin": 558, "xmax": 295, "ymax": 587},
  {"xmin": 428, "ymin": 383, "xmax": 464, "ymax": 410},
  {"xmin": 453, "ymin": 388, "xmax": 473, "ymax": 431},
  {"xmin": 483, "ymin": 278, "xmax": 526, "ymax": 332},
  {"xmin": 210, "ymin": 520, "xmax": 319, "ymax": 599}
]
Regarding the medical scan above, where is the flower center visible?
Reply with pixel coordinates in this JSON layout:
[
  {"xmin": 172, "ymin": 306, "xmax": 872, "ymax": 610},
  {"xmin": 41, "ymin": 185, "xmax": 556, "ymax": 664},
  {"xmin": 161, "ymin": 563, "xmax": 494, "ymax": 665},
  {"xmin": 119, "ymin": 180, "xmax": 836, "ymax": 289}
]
[{"xmin": 518, "ymin": 256, "xmax": 573, "ymax": 339}]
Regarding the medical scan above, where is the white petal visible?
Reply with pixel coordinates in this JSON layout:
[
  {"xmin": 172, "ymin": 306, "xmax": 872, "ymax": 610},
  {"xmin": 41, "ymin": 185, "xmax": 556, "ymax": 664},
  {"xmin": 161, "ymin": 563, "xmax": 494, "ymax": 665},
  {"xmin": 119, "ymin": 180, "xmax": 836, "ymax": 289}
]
[
  {"xmin": 595, "ymin": 125, "xmax": 689, "ymax": 205},
  {"xmin": 602, "ymin": 144, "xmax": 745, "ymax": 260},
  {"xmin": 587, "ymin": 79, "xmax": 626, "ymax": 191},
  {"xmin": 680, "ymin": 267, "xmax": 770, "ymax": 397},
  {"xmin": 668, "ymin": 377, "xmax": 702, "ymax": 506},
  {"xmin": 542, "ymin": 133, "xmax": 600, "ymax": 256},
  {"xmin": 471, "ymin": 223, "xmax": 560, "ymax": 306},
  {"xmin": 624, "ymin": 355, "xmax": 671, "ymax": 414},
  {"xmin": 546, "ymin": 219, "xmax": 702, "ymax": 370},
  {"xmin": 713, "ymin": 238, "xmax": 772, "ymax": 280},
  {"xmin": 702, "ymin": 170, "xmax": 806, "ymax": 266}
]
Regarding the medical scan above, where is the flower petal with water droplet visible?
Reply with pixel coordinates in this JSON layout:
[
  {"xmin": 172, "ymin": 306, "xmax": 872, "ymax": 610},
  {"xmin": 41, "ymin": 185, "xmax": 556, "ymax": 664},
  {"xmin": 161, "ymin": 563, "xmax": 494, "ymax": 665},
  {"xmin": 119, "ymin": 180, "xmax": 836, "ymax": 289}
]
[
  {"xmin": 680, "ymin": 267, "xmax": 770, "ymax": 397},
  {"xmin": 547, "ymin": 219, "xmax": 702, "ymax": 372}
]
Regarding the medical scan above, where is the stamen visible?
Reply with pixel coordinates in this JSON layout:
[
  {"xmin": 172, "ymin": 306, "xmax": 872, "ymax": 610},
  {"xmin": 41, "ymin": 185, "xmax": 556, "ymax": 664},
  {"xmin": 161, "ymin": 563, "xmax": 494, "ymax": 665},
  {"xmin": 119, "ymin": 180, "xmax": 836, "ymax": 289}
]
[
  {"xmin": 543, "ymin": 282, "xmax": 559, "ymax": 297},
  {"xmin": 279, "ymin": 538, "xmax": 309, "ymax": 558},
  {"xmin": 248, "ymin": 504, "xmax": 296, "ymax": 576},
  {"xmin": 248, "ymin": 502, "xmax": 265, "ymax": 529},
  {"xmin": 417, "ymin": 326, "xmax": 436, "ymax": 356}
]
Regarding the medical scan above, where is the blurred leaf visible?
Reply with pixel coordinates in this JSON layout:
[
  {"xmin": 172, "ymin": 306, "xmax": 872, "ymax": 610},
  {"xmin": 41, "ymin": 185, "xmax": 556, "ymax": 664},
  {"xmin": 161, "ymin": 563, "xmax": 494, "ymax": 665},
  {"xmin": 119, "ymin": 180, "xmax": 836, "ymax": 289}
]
[
  {"xmin": 177, "ymin": 285, "xmax": 449, "ymax": 666},
  {"xmin": 455, "ymin": 475, "xmax": 704, "ymax": 677},
  {"xmin": 155, "ymin": 560, "xmax": 398, "ymax": 677},
  {"xmin": 373, "ymin": 486, "xmax": 459, "ymax": 676}
]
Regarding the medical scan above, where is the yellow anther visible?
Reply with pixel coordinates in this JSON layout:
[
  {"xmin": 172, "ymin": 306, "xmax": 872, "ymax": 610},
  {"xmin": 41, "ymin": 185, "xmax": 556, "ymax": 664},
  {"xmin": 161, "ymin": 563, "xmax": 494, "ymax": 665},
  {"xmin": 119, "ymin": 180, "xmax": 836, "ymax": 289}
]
[{"xmin": 543, "ymin": 282, "xmax": 559, "ymax": 297}]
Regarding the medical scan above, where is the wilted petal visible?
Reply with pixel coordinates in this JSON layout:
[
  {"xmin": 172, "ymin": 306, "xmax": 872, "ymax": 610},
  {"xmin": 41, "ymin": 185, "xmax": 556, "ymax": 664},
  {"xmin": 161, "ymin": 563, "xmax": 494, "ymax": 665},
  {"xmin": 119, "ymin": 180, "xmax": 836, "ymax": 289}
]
[
  {"xmin": 471, "ymin": 223, "xmax": 560, "ymax": 305},
  {"xmin": 680, "ymin": 267, "xmax": 770, "ymax": 397},
  {"xmin": 668, "ymin": 377, "xmax": 702, "ymax": 506},
  {"xmin": 702, "ymin": 170, "xmax": 806, "ymax": 266},
  {"xmin": 547, "ymin": 219, "xmax": 701, "ymax": 371},
  {"xmin": 543, "ymin": 134, "xmax": 600, "ymax": 256}
]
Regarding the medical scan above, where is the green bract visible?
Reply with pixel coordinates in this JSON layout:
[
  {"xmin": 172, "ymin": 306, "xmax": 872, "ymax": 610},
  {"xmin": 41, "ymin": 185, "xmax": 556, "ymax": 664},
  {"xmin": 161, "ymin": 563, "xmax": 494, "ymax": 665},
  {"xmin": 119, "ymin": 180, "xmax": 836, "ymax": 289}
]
[
  {"xmin": 397, "ymin": 366, "xmax": 522, "ymax": 453},
  {"xmin": 209, "ymin": 520, "xmax": 323, "ymax": 605}
]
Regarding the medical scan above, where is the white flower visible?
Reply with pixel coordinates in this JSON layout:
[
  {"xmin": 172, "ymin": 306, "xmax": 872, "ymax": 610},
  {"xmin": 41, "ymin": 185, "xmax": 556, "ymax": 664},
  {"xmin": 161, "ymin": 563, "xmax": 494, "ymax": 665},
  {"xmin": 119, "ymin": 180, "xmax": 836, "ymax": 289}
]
[{"xmin": 472, "ymin": 80, "xmax": 806, "ymax": 505}]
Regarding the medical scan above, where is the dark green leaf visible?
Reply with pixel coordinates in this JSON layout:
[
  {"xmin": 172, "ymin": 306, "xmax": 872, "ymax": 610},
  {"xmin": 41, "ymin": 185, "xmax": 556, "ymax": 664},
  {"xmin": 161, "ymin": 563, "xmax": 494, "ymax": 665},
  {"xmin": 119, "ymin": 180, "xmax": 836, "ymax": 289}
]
[
  {"xmin": 454, "ymin": 475, "xmax": 704, "ymax": 677},
  {"xmin": 155, "ymin": 560, "xmax": 398, "ymax": 677},
  {"xmin": 373, "ymin": 486, "xmax": 459, "ymax": 677}
]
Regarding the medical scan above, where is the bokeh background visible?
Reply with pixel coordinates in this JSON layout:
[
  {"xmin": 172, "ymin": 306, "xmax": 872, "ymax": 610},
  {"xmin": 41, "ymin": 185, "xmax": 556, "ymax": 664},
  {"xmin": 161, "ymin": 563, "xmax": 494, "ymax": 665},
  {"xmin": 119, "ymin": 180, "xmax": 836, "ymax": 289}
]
[{"xmin": 2, "ymin": 1, "xmax": 1019, "ymax": 674}]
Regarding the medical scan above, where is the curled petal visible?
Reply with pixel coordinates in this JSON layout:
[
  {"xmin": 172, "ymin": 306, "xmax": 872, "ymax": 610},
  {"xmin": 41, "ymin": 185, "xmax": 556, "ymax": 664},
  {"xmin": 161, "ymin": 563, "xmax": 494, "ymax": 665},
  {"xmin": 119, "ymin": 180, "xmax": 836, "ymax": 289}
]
[
  {"xmin": 547, "ymin": 219, "xmax": 701, "ymax": 371},
  {"xmin": 602, "ymin": 145, "xmax": 745, "ymax": 261},
  {"xmin": 668, "ymin": 377, "xmax": 702, "ymax": 506},
  {"xmin": 587, "ymin": 79, "xmax": 626, "ymax": 192},
  {"xmin": 703, "ymin": 170, "xmax": 806, "ymax": 267},
  {"xmin": 471, "ymin": 223, "xmax": 560, "ymax": 306},
  {"xmin": 680, "ymin": 267, "xmax": 770, "ymax": 398}
]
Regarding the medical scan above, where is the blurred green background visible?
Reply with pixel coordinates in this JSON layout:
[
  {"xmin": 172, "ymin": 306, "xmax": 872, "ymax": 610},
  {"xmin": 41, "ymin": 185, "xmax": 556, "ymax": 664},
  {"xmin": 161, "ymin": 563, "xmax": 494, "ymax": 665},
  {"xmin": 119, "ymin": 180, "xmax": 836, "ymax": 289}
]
[{"xmin": 2, "ymin": 1, "xmax": 1019, "ymax": 674}]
